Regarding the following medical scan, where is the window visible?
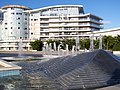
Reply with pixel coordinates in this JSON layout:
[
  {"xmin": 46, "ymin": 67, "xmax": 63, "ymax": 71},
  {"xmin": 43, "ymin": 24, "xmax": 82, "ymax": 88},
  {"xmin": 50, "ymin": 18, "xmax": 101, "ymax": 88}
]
[
  {"xmin": 59, "ymin": 16, "xmax": 62, "ymax": 20},
  {"xmin": 19, "ymin": 13, "xmax": 22, "ymax": 15},
  {"xmin": 31, "ymin": 32, "xmax": 33, "ymax": 35},
  {"xmin": 34, "ymin": 19, "xmax": 38, "ymax": 21},
  {"xmin": 11, "ymin": 27, "xmax": 13, "ymax": 29},
  {"xmin": 24, "ymin": 28, "xmax": 27, "ymax": 30},
  {"xmin": 18, "ymin": 22, "xmax": 20, "ymax": 24},
  {"xmin": 40, "ymin": 18, "xmax": 49, "ymax": 21},
  {"xmin": 11, "ymin": 8, "xmax": 14, "ymax": 10},
  {"xmin": 17, "ymin": 17, "xmax": 20, "ymax": 20},
  {"xmin": 25, "ymin": 22, "xmax": 27, "ymax": 24},
  {"xmin": 3, "ymin": 8, "xmax": 7, "ymax": 10},
  {"xmin": 18, "ymin": 27, "xmax": 20, "ymax": 29},
  {"xmin": 64, "ymin": 23, "xmax": 67, "ymax": 25},
  {"xmin": 64, "ymin": 8, "xmax": 68, "ymax": 10},
  {"xmin": 16, "ymin": 13, "xmax": 22, "ymax": 15},
  {"xmin": 64, "ymin": 27, "xmax": 69, "ymax": 30},
  {"xmin": 11, "ymin": 12, "xmax": 14, "ymax": 15}
]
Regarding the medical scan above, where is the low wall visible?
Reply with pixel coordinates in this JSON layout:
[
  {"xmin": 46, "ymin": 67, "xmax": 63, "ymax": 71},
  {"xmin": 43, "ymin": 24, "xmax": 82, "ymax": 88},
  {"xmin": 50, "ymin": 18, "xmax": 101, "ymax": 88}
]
[
  {"xmin": 113, "ymin": 51, "xmax": 120, "ymax": 56},
  {"xmin": 0, "ymin": 60, "xmax": 11, "ymax": 67},
  {"xmin": 0, "ymin": 59, "xmax": 22, "ymax": 71}
]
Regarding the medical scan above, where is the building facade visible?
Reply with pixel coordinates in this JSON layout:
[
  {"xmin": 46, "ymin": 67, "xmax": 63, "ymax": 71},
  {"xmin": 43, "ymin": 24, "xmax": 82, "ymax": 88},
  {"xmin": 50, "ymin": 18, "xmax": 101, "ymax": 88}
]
[
  {"xmin": 0, "ymin": 5, "xmax": 103, "ymax": 51},
  {"xmin": 26, "ymin": 5, "xmax": 103, "ymax": 40},
  {"xmin": 0, "ymin": 5, "xmax": 31, "ymax": 40}
]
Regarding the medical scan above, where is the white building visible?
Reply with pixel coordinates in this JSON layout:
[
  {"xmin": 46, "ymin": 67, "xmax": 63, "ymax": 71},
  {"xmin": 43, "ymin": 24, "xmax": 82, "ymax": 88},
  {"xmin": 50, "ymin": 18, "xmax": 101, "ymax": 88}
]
[
  {"xmin": 0, "ymin": 5, "xmax": 31, "ymax": 40},
  {"xmin": 0, "ymin": 39, "xmax": 32, "ymax": 51},
  {"xmin": 26, "ymin": 5, "xmax": 103, "ymax": 40},
  {"xmin": 0, "ymin": 5, "xmax": 103, "ymax": 51},
  {"xmin": 93, "ymin": 27, "xmax": 120, "ymax": 37}
]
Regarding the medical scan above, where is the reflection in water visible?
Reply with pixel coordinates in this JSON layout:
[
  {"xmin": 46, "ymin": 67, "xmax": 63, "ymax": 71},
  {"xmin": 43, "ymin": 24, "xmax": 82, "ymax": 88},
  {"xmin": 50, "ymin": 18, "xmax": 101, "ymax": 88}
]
[{"xmin": 0, "ymin": 61, "xmax": 61, "ymax": 90}]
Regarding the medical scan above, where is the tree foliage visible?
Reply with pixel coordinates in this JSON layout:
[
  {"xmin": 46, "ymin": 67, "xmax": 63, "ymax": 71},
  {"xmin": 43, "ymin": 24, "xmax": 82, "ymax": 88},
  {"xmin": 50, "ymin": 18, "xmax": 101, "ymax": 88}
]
[
  {"xmin": 84, "ymin": 39, "xmax": 90, "ymax": 50},
  {"xmin": 46, "ymin": 39, "xmax": 61, "ymax": 49},
  {"xmin": 30, "ymin": 35, "xmax": 120, "ymax": 51},
  {"xmin": 112, "ymin": 35, "xmax": 120, "ymax": 51},
  {"xmin": 30, "ymin": 40, "xmax": 43, "ymax": 51},
  {"xmin": 102, "ymin": 35, "xmax": 116, "ymax": 50},
  {"xmin": 62, "ymin": 39, "xmax": 76, "ymax": 50},
  {"xmin": 112, "ymin": 42, "xmax": 120, "ymax": 51}
]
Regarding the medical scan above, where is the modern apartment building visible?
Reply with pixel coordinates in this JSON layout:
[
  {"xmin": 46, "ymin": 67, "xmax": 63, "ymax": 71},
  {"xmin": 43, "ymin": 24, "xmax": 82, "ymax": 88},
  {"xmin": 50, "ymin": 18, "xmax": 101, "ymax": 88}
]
[
  {"xmin": 0, "ymin": 5, "xmax": 31, "ymax": 40},
  {"xmin": 0, "ymin": 5, "xmax": 103, "ymax": 51},
  {"xmin": 0, "ymin": 5, "xmax": 32, "ymax": 51},
  {"xmin": 26, "ymin": 5, "xmax": 103, "ymax": 40}
]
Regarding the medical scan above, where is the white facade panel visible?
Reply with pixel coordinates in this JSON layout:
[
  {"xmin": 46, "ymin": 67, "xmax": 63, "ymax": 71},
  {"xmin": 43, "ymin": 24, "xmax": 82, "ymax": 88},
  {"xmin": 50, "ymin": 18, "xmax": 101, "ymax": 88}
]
[
  {"xmin": 0, "ymin": 5, "xmax": 30, "ymax": 40},
  {"xmin": 27, "ymin": 5, "xmax": 102, "ymax": 40}
]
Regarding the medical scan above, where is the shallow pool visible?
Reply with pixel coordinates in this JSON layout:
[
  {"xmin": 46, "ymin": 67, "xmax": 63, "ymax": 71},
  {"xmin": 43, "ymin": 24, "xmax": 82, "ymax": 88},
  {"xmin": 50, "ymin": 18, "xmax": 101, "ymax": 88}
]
[
  {"xmin": 0, "ymin": 59, "xmax": 61, "ymax": 90},
  {"xmin": 0, "ymin": 70, "xmax": 20, "ymax": 77}
]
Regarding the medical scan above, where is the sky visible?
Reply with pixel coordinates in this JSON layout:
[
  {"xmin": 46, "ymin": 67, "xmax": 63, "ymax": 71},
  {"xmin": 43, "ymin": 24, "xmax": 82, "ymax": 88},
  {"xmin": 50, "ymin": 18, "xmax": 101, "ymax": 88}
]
[{"xmin": 0, "ymin": 0, "xmax": 120, "ymax": 30}]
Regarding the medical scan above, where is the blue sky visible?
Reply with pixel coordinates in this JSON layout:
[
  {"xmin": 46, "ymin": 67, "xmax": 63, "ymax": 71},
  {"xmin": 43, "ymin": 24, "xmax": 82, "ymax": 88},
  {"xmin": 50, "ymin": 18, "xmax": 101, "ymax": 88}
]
[{"xmin": 0, "ymin": 0, "xmax": 120, "ymax": 30}]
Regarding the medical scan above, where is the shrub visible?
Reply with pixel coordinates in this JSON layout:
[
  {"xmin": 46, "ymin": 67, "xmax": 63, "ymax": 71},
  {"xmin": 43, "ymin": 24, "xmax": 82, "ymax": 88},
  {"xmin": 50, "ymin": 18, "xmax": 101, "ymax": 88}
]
[
  {"xmin": 30, "ymin": 40, "xmax": 43, "ymax": 51},
  {"xmin": 112, "ymin": 42, "xmax": 120, "ymax": 51}
]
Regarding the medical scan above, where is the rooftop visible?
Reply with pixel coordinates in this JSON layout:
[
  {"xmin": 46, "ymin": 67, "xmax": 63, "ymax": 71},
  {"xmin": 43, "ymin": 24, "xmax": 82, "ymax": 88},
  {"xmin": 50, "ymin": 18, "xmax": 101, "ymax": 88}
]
[
  {"xmin": 25, "ymin": 4, "xmax": 84, "ymax": 13},
  {"xmin": 1, "ymin": 5, "xmax": 31, "ymax": 10}
]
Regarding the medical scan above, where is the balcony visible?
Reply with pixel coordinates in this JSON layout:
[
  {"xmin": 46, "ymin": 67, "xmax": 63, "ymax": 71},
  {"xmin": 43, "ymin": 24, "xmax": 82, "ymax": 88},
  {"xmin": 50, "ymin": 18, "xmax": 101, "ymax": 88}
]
[
  {"xmin": 90, "ymin": 24, "xmax": 103, "ymax": 29},
  {"xmin": 89, "ymin": 19, "xmax": 103, "ymax": 24},
  {"xmin": 40, "ymin": 30, "xmax": 49, "ymax": 32},
  {"xmin": 59, "ymin": 34, "xmax": 90, "ymax": 37},
  {"xmin": 40, "ymin": 35, "xmax": 59, "ymax": 38},
  {"xmin": 40, "ymin": 28, "xmax": 92, "ymax": 33},
  {"xmin": 40, "ymin": 21, "xmax": 49, "ymax": 23},
  {"xmin": 40, "ymin": 35, "xmax": 50, "ymax": 38}
]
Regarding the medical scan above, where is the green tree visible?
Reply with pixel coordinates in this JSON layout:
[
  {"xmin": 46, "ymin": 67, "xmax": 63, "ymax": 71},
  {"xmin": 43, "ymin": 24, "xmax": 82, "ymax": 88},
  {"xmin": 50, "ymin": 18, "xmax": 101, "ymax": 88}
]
[
  {"xmin": 46, "ymin": 39, "xmax": 61, "ymax": 50},
  {"xmin": 84, "ymin": 39, "xmax": 90, "ymax": 50},
  {"xmin": 112, "ymin": 35, "xmax": 120, "ymax": 51},
  {"xmin": 112, "ymin": 42, "xmax": 120, "ymax": 51},
  {"xmin": 114, "ymin": 35, "xmax": 120, "ymax": 42},
  {"xmin": 80, "ymin": 39, "xmax": 85, "ymax": 49},
  {"xmin": 102, "ymin": 35, "xmax": 116, "ymax": 50},
  {"xmin": 94, "ymin": 38, "xmax": 99, "ymax": 49},
  {"xmin": 46, "ymin": 39, "xmax": 54, "ymax": 49},
  {"xmin": 62, "ymin": 39, "xmax": 76, "ymax": 50},
  {"xmin": 29, "ymin": 35, "xmax": 120, "ymax": 51},
  {"xmin": 30, "ymin": 40, "xmax": 43, "ymax": 51}
]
